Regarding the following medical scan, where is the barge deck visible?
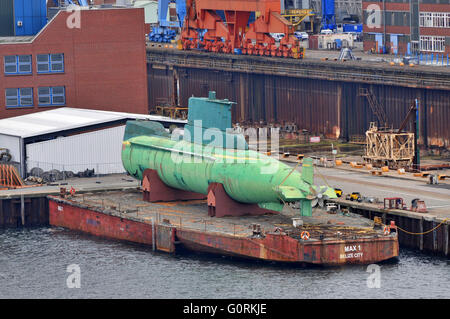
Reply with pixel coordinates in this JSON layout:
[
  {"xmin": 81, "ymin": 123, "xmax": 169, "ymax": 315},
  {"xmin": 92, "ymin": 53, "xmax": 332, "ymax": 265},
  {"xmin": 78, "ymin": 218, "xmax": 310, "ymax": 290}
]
[{"xmin": 48, "ymin": 189, "xmax": 399, "ymax": 265}]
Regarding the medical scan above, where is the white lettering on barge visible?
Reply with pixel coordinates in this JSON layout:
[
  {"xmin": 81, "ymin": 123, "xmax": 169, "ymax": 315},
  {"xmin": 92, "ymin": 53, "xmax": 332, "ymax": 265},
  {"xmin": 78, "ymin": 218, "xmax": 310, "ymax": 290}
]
[{"xmin": 340, "ymin": 245, "xmax": 363, "ymax": 259}]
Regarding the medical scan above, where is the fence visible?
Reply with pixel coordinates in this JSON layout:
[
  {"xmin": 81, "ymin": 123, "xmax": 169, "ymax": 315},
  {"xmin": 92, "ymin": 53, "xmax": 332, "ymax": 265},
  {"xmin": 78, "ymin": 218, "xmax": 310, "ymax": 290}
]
[
  {"xmin": 79, "ymin": 197, "xmax": 258, "ymax": 238},
  {"xmin": 418, "ymin": 53, "xmax": 450, "ymax": 66},
  {"xmin": 26, "ymin": 160, "xmax": 124, "ymax": 182}
]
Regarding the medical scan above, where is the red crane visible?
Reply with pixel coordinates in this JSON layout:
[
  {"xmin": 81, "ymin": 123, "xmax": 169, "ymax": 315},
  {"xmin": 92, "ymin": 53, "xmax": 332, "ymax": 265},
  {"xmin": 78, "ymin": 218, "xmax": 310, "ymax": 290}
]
[{"xmin": 181, "ymin": 0, "xmax": 304, "ymax": 58}]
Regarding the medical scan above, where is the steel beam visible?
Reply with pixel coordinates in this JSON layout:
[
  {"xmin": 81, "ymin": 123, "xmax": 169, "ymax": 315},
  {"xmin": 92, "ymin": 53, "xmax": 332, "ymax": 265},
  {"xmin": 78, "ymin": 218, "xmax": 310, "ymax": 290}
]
[{"xmin": 147, "ymin": 48, "xmax": 450, "ymax": 90}]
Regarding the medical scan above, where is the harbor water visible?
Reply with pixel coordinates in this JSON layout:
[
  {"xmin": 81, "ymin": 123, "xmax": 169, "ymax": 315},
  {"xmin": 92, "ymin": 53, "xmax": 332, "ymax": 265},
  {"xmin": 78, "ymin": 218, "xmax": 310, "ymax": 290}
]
[{"xmin": 0, "ymin": 227, "xmax": 448, "ymax": 299}]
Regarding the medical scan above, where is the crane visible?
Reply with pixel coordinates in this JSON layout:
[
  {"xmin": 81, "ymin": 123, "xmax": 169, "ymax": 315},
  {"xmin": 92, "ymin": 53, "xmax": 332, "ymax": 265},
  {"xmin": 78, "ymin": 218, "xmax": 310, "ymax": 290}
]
[
  {"xmin": 149, "ymin": 0, "xmax": 186, "ymax": 43},
  {"xmin": 181, "ymin": 0, "xmax": 303, "ymax": 58}
]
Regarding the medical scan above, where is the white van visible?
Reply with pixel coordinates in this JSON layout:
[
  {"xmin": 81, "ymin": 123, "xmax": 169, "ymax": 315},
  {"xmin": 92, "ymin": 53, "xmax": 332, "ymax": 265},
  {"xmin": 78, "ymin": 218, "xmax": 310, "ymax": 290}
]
[
  {"xmin": 320, "ymin": 29, "xmax": 333, "ymax": 35},
  {"xmin": 270, "ymin": 33, "xmax": 285, "ymax": 41}
]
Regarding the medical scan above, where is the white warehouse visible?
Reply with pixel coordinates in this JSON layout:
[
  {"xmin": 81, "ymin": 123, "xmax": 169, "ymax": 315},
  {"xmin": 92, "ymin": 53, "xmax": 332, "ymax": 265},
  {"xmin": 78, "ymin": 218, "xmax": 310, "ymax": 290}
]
[{"xmin": 0, "ymin": 108, "xmax": 184, "ymax": 178}]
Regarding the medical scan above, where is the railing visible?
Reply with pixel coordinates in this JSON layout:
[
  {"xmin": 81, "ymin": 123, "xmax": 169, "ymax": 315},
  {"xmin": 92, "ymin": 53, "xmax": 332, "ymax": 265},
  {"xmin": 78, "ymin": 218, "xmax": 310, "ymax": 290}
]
[
  {"xmin": 75, "ymin": 195, "xmax": 256, "ymax": 237},
  {"xmin": 26, "ymin": 160, "xmax": 124, "ymax": 182},
  {"xmin": 146, "ymin": 49, "xmax": 450, "ymax": 90}
]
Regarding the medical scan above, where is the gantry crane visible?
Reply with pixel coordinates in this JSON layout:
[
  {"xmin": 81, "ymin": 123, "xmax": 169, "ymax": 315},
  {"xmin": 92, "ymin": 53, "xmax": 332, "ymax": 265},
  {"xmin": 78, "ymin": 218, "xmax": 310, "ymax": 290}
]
[{"xmin": 181, "ymin": 0, "xmax": 304, "ymax": 58}]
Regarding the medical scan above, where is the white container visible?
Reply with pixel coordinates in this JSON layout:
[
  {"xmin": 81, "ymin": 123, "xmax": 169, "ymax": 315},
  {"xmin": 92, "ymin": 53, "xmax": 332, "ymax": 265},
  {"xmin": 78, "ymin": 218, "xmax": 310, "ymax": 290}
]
[{"xmin": 292, "ymin": 218, "xmax": 303, "ymax": 228}]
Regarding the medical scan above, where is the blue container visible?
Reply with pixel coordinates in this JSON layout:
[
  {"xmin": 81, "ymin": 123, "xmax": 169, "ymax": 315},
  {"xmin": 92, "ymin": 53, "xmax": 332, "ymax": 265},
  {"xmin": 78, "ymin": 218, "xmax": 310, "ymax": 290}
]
[
  {"xmin": 14, "ymin": 0, "xmax": 47, "ymax": 36},
  {"xmin": 343, "ymin": 24, "xmax": 362, "ymax": 33}
]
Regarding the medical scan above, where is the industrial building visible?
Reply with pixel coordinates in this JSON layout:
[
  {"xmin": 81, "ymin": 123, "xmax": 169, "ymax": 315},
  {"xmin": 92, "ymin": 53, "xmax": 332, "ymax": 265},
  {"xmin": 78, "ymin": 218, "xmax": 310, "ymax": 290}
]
[
  {"xmin": 362, "ymin": 0, "xmax": 450, "ymax": 55},
  {"xmin": 0, "ymin": 107, "xmax": 183, "ymax": 178},
  {"xmin": 0, "ymin": 6, "xmax": 148, "ymax": 120},
  {"xmin": 308, "ymin": 0, "xmax": 362, "ymax": 21}
]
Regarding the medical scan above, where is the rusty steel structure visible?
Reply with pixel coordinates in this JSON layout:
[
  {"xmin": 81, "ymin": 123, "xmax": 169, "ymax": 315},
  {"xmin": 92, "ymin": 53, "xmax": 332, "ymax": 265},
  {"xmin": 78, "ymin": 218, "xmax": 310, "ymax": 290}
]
[
  {"xmin": 181, "ymin": 0, "xmax": 304, "ymax": 58},
  {"xmin": 0, "ymin": 164, "xmax": 25, "ymax": 190},
  {"xmin": 152, "ymin": 105, "xmax": 188, "ymax": 120},
  {"xmin": 282, "ymin": 9, "xmax": 315, "ymax": 27},
  {"xmin": 146, "ymin": 48, "xmax": 450, "ymax": 150},
  {"xmin": 363, "ymin": 123, "xmax": 415, "ymax": 168}
]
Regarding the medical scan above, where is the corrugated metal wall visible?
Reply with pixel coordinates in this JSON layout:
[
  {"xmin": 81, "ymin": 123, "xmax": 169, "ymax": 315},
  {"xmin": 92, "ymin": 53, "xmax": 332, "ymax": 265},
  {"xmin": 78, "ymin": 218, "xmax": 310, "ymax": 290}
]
[
  {"xmin": 425, "ymin": 89, "xmax": 450, "ymax": 148},
  {"xmin": 26, "ymin": 126, "xmax": 126, "ymax": 175},
  {"xmin": 0, "ymin": 0, "xmax": 14, "ymax": 36},
  {"xmin": 148, "ymin": 66, "xmax": 450, "ymax": 149},
  {"xmin": 13, "ymin": 0, "xmax": 47, "ymax": 36},
  {"xmin": 148, "ymin": 64, "xmax": 175, "ymax": 111}
]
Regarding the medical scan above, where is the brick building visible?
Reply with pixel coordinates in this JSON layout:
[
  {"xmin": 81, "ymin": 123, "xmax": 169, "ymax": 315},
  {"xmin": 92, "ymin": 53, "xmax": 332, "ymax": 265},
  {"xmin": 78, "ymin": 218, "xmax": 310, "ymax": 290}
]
[
  {"xmin": 363, "ymin": 0, "xmax": 450, "ymax": 55},
  {"xmin": 0, "ymin": 7, "xmax": 148, "ymax": 120}
]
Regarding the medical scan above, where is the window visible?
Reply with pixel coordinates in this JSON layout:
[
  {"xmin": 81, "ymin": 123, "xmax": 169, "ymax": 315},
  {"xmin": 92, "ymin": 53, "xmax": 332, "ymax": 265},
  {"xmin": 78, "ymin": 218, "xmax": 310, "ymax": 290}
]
[
  {"xmin": 38, "ymin": 86, "xmax": 65, "ymax": 106},
  {"xmin": 4, "ymin": 55, "xmax": 32, "ymax": 75},
  {"xmin": 420, "ymin": 35, "xmax": 445, "ymax": 52},
  {"xmin": 4, "ymin": 56, "xmax": 16, "ymax": 74},
  {"xmin": 37, "ymin": 54, "xmax": 64, "ymax": 73},
  {"xmin": 419, "ymin": 12, "xmax": 450, "ymax": 28},
  {"xmin": 5, "ymin": 88, "xmax": 33, "ymax": 108}
]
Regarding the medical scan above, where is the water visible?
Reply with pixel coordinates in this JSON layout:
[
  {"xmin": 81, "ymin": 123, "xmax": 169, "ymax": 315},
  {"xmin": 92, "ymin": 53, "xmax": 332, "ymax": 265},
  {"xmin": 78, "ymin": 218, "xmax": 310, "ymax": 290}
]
[{"xmin": 0, "ymin": 227, "xmax": 449, "ymax": 299}]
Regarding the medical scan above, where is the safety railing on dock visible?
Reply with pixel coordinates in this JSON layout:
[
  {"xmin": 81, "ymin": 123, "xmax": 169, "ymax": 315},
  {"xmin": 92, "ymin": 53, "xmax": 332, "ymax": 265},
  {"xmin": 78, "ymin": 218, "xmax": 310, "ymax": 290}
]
[
  {"xmin": 67, "ymin": 194, "xmax": 270, "ymax": 238},
  {"xmin": 26, "ymin": 161, "xmax": 124, "ymax": 183}
]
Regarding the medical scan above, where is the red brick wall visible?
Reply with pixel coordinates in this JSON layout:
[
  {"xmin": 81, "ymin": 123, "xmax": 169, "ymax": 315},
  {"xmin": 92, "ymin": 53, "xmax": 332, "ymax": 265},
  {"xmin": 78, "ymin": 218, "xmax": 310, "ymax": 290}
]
[
  {"xmin": 420, "ymin": 28, "xmax": 450, "ymax": 37},
  {"xmin": 0, "ymin": 8, "xmax": 148, "ymax": 119},
  {"xmin": 420, "ymin": 4, "xmax": 450, "ymax": 38},
  {"xmin": 362, "ymin": 2, "xmax": 410, "ymax": 11},
  {"xmin": 363, "ymin": 26, "xmax": 411, "ymax": 35},
  {"xmin": 364, "ymin": 40, "xmax": 409, "ymax": 55},
  {"xmin": 420, "ymin": 4, "xmax": 450, "ymax": 13},
  {"xmin": 363, "ymin": 2, "xmax": 450, "ymax": 55}
]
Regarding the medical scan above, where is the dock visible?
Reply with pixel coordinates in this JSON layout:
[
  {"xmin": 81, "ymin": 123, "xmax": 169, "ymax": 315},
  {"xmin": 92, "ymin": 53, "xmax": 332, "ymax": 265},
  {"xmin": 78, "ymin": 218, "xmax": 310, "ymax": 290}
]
[
  {"xmin": 308, "ymin": 164, "xmax": 450, "ymax": 256},
  {"xmin": 0, "ymin": 175, "xmax": 139, "ymax": 228},
  {"xmin": 1, "ymin": 167, "xmax": 448, "ymax": 258}
]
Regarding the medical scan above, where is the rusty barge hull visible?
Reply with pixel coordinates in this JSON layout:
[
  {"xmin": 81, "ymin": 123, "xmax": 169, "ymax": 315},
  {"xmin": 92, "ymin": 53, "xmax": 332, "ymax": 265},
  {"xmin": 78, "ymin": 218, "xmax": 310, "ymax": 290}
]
[
  {"xmin": 175, "ymin": 229, "xmax": 398, "ymax": 265},
  {"xmin": 48, "ymin": 191, "xmax": 399, "ymax": 266}
]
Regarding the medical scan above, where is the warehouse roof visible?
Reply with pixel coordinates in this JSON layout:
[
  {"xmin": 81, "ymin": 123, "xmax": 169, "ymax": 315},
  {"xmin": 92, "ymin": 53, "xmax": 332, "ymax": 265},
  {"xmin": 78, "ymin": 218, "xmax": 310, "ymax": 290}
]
[{"xmin": 0, "ymin": 107, "xmax": 184, "ymax": 138}]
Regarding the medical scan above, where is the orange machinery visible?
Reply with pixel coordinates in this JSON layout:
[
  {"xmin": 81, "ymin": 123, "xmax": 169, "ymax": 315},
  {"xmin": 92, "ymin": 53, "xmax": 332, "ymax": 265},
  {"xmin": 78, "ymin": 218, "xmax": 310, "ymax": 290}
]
[{"xmin": 181, "ymin": 0, "xmax": 303, "ymax": 58}]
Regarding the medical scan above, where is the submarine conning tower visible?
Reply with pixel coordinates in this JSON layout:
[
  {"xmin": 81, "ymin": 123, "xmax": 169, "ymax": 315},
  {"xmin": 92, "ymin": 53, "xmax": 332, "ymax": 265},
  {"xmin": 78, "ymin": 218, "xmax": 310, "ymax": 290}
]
[{"xmin": 183, "ymin": 91, "xmax": 248, "ymax": 150}]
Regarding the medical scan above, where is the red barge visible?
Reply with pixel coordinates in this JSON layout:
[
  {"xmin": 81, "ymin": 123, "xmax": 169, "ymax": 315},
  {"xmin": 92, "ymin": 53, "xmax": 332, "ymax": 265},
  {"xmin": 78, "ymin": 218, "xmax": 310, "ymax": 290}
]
[{"xmin": 48, "ymin": 189, "xmax": 399, "ymax": 266}]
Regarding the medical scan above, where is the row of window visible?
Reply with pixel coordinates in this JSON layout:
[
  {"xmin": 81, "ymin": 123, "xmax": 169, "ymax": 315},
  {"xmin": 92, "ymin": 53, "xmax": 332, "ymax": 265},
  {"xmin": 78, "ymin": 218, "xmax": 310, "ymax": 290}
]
[
  {"xmin": 4, "ymin": 54, "xmax": 64, "ymax": 75},
  {"xmin": 419, "ymin": 12, "xmax": 450, "ymax": 28},
  {"xmin": 5, "ymin": 87, "xmax": 66, "ymax": 108},
  {"xmin": 420, "ymin": 35, "xmax": 446, "ymax": 52}
]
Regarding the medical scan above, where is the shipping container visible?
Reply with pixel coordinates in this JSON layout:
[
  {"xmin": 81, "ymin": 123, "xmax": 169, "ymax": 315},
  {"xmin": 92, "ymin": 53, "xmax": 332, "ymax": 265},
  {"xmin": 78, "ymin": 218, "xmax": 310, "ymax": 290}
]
[
  {"xmin": 343, "ymin": 24, "xmax": 363, "ymax": 33},
  {"xmin": 308, "ymin": 35, "xmax": 319, "ymax": 50}
]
